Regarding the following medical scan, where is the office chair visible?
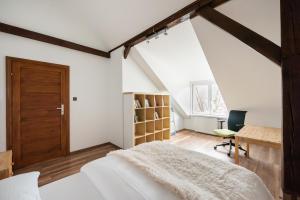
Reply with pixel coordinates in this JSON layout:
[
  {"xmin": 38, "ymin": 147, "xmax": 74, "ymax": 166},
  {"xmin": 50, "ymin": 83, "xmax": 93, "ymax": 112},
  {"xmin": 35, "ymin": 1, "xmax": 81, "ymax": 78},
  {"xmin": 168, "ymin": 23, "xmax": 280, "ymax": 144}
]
[{"xmin": 213, "ymin": 110, "xmax": 247, "ymax": 157}]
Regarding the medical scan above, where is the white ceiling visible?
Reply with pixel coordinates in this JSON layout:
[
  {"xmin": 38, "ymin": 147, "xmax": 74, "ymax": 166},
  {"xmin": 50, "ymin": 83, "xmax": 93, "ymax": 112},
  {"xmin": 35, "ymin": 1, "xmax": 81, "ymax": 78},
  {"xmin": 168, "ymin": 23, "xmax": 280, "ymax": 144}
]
[{"xmin": 0, "ymin": 0, "xmax": 195, "ymax": 51}]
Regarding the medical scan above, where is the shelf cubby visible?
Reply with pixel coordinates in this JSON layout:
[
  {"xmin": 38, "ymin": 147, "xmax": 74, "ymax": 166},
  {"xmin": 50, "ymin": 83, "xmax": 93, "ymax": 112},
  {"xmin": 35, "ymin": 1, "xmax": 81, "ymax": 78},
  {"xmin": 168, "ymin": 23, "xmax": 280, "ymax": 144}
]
[
  {"xmin": 146, "ymin": 121, "xmax": 155, "ymax": 134},
  {"xmin": 135, "ymin": 123, "xmax": 145, "ymax": 137},
  {"xmin": 155, "ymin": 132, "xmax": 163, "ymax": 141},
  {"xmin": 155, "ymin": 107, "xmax": 163, "ymax": 119},
  {"xmin": 145, "ymin": 95, "xmax": 155, "ymax": 108},
  {"xmin": 135, "ymin": 94, "xmax": 145, "ymax": 108},
  {"xmin": 146, "ymin": 108, "xmax": 155, "ymax": 121},
  {"xmin": 155, "ymin": 119, "xmax": 163, "ymax": 131},
  {"xmin": 135, "ymin": 137, "xmax": 146, "ymax": 145},
  {"xmin": 163, "ymin": 118, "xmax": 170, "ymax": 129},
  {"xmin": 163, "ymin": 107, "xmax": 170, "ymax": 118},
  {"xmin": 135, "ymin": 109, "xmax": 145, "ymax": 122},
  {"xmin": 155, "ymin": 95, "xmax": 163, "ymax": 107},
  {"xmin": 162, "ymin": 95, "xmax": 170, "ymax": 106},
  {"xmin": 146, "ymin": 134, "xmax": 155, "ymax": 142},
  {"xmin": 163, "ymin": 129, "xmax": 170, "ymax": 140}
]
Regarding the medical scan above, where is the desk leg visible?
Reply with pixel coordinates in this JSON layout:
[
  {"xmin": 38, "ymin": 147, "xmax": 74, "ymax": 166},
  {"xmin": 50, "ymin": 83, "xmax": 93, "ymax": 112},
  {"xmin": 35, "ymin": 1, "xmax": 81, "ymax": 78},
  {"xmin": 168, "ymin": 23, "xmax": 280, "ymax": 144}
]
[
  {"xmin": 246, "ymin": 143, "xmax": 250, "ymax": 158},
  {"xmin": 235, "ymin": 137, "xmax": 239, "ymax": 164}
]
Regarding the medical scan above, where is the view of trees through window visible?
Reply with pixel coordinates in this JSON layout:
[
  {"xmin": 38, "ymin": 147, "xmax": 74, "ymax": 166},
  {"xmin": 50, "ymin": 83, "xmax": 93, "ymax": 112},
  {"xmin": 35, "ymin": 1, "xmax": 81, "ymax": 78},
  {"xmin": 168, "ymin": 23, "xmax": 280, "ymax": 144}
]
[{"xmin": 192, "ymin": 81, "xmax": 227, "ymax": 116}]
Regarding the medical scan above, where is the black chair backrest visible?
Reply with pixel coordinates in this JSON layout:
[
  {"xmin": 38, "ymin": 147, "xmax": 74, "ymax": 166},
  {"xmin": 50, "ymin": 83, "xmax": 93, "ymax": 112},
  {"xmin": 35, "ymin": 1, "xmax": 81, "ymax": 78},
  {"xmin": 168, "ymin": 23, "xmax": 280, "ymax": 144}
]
[{"xmin": 228, "ymin": 110, "xmax": 247, "ymax": 132}]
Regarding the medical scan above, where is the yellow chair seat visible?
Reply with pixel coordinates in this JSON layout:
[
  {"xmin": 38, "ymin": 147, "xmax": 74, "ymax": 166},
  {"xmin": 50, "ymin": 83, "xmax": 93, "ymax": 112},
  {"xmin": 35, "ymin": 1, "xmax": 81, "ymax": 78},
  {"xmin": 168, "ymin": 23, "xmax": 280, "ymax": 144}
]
[{"xmin": 213, "ymin": 129, "xmax": 237, "ymax": 137}]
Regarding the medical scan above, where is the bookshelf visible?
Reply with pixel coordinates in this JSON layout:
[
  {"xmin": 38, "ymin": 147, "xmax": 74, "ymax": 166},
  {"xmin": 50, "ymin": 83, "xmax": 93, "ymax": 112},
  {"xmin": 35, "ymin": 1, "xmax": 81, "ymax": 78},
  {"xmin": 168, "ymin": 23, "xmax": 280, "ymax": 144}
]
[{"xmin": 123, "ymin": 93, "xmax": 171, "ymax": 149}]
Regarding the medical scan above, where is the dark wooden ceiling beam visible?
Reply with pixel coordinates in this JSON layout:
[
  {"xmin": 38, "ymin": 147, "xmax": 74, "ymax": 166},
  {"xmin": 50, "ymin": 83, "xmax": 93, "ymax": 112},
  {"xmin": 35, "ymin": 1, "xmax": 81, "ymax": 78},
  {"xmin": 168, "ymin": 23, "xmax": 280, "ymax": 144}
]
[
  {"xmin": 197, "ymin": 7, "xmax": 281, "ymax": 66},
  {"xmin": 0, "ymin": 22, "xmax": 110, "ymax": 58},
  {"xmin": 209, "ymin": 0, "xmax": 230, "ymax": 8},
  {"xmin": 124, "ymin": 45, "xmax": 132, "ymax": 59},
  {"xmin": 109, "ymin": 0, "xmax": 214, "ymax": 57}
]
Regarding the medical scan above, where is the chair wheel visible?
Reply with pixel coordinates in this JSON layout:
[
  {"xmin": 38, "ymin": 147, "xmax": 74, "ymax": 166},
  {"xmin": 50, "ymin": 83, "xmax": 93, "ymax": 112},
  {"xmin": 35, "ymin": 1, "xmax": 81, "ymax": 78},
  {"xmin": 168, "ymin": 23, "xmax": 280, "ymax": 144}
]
[{"xmin": 214, "ymin": 146, "xmax": 217, "ymax": 150}]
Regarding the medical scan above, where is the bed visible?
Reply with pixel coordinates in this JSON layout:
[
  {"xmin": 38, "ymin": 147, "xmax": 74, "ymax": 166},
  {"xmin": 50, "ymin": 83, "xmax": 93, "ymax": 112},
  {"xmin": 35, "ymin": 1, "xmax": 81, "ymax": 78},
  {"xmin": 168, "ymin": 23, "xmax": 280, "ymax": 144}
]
[
  {"xmin": 39, "ymin": 142, "xmax": 274, "ymax": 200},
  {"xmin": 40, "ymin": 156, "xmax": 179, "ymax": 200}
]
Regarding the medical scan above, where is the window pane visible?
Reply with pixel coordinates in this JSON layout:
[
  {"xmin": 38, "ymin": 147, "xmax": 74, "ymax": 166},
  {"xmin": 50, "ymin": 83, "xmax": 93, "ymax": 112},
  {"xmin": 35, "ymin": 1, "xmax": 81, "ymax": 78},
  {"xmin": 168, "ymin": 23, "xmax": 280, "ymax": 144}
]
[
  {"xmin": 192, "ymin": 84, "xmax": 209, "ymax": 114},
  {"xmin": 211, "ymin": 84, "xmax": 227, "ymax": 116}
]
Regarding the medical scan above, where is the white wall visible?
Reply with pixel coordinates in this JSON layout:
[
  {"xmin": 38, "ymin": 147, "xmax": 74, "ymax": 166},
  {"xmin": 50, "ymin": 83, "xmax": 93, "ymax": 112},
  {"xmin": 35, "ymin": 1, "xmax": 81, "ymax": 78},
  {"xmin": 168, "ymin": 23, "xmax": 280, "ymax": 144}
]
[
  {"xmin": 174, "ymin": 110, "xmax": 184, "ymax": 131},
  {"xmin": 122, "ymin": 55, "xmax": 158, "ymax": 93},
  {"xmin": 122, "ymin": 52, "xmax": 185, "ymax": 132},
  {"xmin": 184, "ymin": 117, "xmax": 219, "ymax": 134},
  {"xmin": 0, "ymin": 33, "xmax": 112, "ymax": 152},
  {"xmin": 107, "ymin": 48, "xmax": 124, "ymax": 148},
  {"xmin": 191, "ymin": 0, "xmax": 281, "ymax": 128}
]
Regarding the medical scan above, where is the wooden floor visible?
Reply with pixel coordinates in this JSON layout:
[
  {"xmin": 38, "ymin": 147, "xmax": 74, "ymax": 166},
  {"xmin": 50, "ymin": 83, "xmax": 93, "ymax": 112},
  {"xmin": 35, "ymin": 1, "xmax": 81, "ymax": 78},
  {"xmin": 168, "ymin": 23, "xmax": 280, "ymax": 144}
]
[
  {"xmin": 15, "ymin": 143, "xmax": 120, "ymax": 186},
  {"xmin": 15, "ymin": 130, "xmax": 281, "ymax": 199},
  {"xmin": 169, "ymin": 130, "xmax": 281, "ymax": 200}
]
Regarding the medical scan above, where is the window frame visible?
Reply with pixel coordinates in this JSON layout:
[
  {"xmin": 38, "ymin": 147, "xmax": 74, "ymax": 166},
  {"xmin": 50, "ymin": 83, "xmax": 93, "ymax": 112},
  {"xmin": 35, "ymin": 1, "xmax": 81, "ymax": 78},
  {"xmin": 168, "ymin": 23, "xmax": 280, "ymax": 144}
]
[{"xmin": 190, "ymin": 80, "xmax": 227, "ymax": 118}]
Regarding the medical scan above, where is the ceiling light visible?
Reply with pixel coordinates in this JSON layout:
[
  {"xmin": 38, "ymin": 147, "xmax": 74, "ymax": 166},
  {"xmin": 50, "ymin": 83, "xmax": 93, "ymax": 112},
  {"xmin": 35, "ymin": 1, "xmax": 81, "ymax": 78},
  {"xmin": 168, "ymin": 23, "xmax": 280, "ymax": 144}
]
[
  {"xmin": 164, "ymin": 29, "xmax": 168, "ymax": 36},
  {"xmin": 180, "ymin": 13, "xmax": 190, "ymax": 22}
]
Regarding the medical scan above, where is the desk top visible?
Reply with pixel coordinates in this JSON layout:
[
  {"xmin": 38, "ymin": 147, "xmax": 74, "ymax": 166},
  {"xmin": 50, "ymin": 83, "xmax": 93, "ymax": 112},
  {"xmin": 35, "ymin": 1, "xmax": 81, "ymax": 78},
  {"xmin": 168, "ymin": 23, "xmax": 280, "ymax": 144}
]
[{"xmin": 236, "ymin": 125, "xmax": 281, "ymax": 148}]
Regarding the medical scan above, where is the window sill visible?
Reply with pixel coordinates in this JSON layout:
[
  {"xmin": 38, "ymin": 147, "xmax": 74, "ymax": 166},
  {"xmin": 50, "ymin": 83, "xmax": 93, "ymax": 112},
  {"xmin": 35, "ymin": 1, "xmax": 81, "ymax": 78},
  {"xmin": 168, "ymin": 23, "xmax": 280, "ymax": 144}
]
[{"xmin": 190, "ymin": 114, "xmax": 227, "ymax": 119}]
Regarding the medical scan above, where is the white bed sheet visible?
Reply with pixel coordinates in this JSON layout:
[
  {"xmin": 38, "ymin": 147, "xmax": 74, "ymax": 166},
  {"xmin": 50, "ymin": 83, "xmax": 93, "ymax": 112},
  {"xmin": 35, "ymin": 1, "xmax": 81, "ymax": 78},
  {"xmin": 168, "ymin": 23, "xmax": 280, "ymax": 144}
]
[
  {"xmin": 39, "ymin": 173, "xmax": 104, "ymax": 200},
  {"xmin": 81, "ymin": 156, "xmax": 180, "ymax": 200},
  {"xmin": 39, "ymin": 154, "xmax": 273, "ymax": 200},
  {"xmin": 39, "ymin": 156, "xmax": 179, "ymax": 200}
]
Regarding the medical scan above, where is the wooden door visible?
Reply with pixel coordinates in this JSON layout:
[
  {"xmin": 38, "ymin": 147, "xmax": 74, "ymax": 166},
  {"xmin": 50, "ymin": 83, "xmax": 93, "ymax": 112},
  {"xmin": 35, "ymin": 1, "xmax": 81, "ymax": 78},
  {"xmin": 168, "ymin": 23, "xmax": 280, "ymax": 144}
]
[{"xmin": 6, "ymin": 57, "xmax": 69, "ymax": 169}]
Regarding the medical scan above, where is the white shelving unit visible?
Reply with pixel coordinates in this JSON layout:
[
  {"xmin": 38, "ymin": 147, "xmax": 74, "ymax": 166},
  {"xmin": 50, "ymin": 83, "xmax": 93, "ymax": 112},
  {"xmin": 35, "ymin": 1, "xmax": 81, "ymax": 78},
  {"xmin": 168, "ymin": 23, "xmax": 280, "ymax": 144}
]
[{"xmin": 123, "ymin": 93, "xmax": 171, "ymax": 149}]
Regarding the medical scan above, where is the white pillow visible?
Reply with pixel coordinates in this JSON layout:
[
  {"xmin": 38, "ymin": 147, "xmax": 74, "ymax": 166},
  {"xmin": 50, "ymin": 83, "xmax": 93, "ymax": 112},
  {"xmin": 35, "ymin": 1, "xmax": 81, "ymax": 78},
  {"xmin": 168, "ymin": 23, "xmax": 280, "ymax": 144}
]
[{"xmin": 0, "ymin": 171, "xmax": 41, "ymax": 200}]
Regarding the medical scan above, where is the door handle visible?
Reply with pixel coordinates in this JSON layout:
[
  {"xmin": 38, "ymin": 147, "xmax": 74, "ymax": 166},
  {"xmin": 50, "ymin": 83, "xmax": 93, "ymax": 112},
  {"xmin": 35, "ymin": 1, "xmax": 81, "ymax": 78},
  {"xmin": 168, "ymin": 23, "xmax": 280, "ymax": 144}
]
[{"xmin": 56, "ymin": 104, "xmax": 64, "ymax": 116}]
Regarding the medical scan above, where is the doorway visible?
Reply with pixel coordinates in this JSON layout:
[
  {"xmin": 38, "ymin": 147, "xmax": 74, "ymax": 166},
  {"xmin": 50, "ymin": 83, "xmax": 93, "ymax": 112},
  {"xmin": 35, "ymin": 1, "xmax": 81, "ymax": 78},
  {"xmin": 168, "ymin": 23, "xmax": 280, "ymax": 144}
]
[{"xmin": 6, "ymin": 57, "xmax": 70, "ymax": 169}]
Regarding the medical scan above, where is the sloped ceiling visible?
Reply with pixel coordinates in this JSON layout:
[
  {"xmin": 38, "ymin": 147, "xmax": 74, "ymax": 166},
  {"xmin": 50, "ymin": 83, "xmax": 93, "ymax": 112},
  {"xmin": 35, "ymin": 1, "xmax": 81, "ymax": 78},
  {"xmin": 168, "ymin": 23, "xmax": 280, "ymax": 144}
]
[
  {"xmin": 135, "ymin": 20, "xmax": 215, "ymax": 115},
  {"xmin": 215, "ymin": 0, "xmax": 280, "ymax": 46},
  {"xmin": 191, "ymin": 0, "xmax": 281, "ymax": 127},
  {"xmin": 0, "ymin": 0, "xmax": 195, "ymax": 51}
]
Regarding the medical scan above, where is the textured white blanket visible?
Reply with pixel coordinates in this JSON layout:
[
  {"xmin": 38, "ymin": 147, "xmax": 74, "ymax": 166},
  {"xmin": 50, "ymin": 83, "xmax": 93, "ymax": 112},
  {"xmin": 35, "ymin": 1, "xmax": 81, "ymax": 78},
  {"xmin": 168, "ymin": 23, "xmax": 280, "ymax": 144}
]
[{"xmin": 108, "ymin": 142, "xmax": 273, "ymax": 200}]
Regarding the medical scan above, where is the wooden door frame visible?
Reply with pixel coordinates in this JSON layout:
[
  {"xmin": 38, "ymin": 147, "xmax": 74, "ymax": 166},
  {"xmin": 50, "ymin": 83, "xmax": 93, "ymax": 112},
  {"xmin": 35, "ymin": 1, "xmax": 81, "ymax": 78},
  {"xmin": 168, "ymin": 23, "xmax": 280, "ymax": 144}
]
[{"xmin": 6, "ymin": 56, "xmax": 70, "ymax": 156}]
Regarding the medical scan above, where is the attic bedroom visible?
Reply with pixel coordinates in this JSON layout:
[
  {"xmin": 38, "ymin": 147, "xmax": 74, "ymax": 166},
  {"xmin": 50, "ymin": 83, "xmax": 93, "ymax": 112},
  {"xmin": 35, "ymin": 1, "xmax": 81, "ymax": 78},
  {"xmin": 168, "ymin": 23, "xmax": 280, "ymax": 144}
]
[{"xmin": 0, "ymin": 0, "xmax": 299, "ymax": 200}]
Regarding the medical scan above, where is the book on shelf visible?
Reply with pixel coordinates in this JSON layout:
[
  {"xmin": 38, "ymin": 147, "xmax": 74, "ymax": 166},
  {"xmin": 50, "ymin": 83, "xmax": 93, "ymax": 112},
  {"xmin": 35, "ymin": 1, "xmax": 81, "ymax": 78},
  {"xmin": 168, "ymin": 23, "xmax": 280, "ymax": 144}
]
[
  {"xmin": 154, "ymin": 112, "xmax": 159, "ymax": 120},
  {"xmin": 145, "ymin": 99, "xmax": 150, "ymax": 108},
  {"xmin": 134, "ymin": 115, "xmax": 139, "ymax": 123},
  {"xmin": 134, "ymin": 100, "xmax": 142, "ymax": 108}
]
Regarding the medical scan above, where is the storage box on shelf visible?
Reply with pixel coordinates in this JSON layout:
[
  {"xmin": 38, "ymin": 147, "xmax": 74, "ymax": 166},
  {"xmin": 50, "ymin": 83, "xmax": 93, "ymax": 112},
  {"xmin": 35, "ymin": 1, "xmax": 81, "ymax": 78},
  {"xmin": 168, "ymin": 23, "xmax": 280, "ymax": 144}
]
[{"xmin": 123, "ymin": 93, "xmax": 171, "ymax": 149}]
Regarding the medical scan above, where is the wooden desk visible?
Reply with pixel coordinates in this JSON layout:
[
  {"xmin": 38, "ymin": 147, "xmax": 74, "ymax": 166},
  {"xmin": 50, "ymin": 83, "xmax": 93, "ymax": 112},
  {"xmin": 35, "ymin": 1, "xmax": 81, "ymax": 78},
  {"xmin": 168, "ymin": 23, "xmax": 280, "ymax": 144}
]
[
  {"xmin": 0, "ymin": 150, "xmax": 13, "ymax": 180},
  {"xmin": 235, "ymin": 125, "xmax": 281, "ymax": 164}
]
